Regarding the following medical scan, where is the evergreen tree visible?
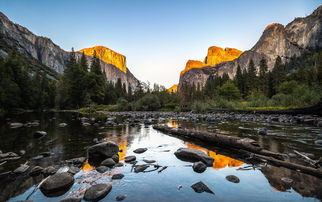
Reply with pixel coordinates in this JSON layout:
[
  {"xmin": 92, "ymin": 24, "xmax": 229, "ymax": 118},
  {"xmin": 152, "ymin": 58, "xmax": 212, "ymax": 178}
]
[
  {"xmin": 80, "ymin": 52, "xmax": 88, "ymax": 72},
  {"xmin": 272, "ymin": 56, "xmax": 285, "ymax": 94}
]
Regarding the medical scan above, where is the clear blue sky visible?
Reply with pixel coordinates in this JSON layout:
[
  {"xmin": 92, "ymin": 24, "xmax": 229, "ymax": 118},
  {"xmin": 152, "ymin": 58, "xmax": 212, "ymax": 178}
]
[{"xmin": 0, "ymin": 0, "xmax": 320, "ymax": 88}]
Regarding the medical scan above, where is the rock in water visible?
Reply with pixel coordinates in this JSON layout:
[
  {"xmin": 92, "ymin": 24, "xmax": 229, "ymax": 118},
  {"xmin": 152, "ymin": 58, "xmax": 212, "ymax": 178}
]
[
  {"xmin": 14, "ymin": 164, "xmax": 29, "ymax": 174},
  {"xmin": 101, "ymin": 158, "xmax": 116, "ymax": 167},
  {"xmin": 112, "ymin": 173, "xmax": 124, "ymax": 180},
  {"xmin": 116, "ymin": 194, "xmax": 127, "ymax": 201},
  {"xmin": 134, "ymin": 165, "xmax": 149, "ymax": 173},
  {"xmin": 29, "ymin": 166, "xmax": 43, "ymax": 176},
  {"xmin": 58, "ymin": 123, "xmax": 67, "ymax": 127},
  {"xmin": 191, "ymin": 181, "xmax": 214, "ymax": 194},
  {"xmin": 133, "ymin": 148, "xmax": 147, "ymax": 154},
  {"xmin": 87, "ymin": 141, "xmax": 119, "ymax": 165},
  {"xmin": 96, "ymin": 166, "xmax": 109, "ymax": 173},
  {"xmin": 257, "ymin": 128, "xmax": 267, "ymax": 135},
  {"xmin": 112, "ymin": 154, "xmax": 119, "ymax": 163},
  {"xmin": 40, "ymin": 172, "xmax": 74, "ymax": 197},
  {"xmin": 9, "ymin": 122, "xmax": 23, "ymax": 128},
  {"xmin": 174, "ymin": 148, "xmax": 214, "ymax": 166},
  {"xmin": 225, "ymin": 175, "xmax": 240, "ymax": 183},
  {"xmin": 192, "ymin": 161, "xmax": 207, "ymax": 173},
  {"xmin": 124, "ymin": 155, "xmax": 136, "ymax": 163},
  {"xmin": 83, "ymin": 184, "xmax": 112, "ymax": 201},
  {"xmin": 34, "ymin": 131, "xmax": 47, "ymax": 138}
]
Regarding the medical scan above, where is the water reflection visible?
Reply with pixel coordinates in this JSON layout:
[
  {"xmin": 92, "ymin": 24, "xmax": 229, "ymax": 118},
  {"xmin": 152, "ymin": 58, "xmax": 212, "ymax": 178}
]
[{"xmin": 186, "ymin": 143, "xmax": 244, "ymax": 169}]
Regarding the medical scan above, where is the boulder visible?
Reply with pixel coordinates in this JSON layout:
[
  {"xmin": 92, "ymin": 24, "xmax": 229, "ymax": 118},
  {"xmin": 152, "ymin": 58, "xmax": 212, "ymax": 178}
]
[
  {"xmin": 225, "ymin": 175, "xmax": 240, "ymax": 183},
  {"xmin": 112, "ymin": 154, "xmax": 119, "ymax": 163},
  {"xmin": 40, "ymin": 172, "xmax": 74, "ymax": 197},
  {"xmin": 133, "ymin": 148, "xmax": 147, "ymax": 154},
  {"xmin": 14, "ymin": 164, "xmax": 29, "ymax": 174},
  {"xmin": 101, "ymin": 158, "xmax": 116, "ymax": 167},
  {"xmin": 83, "ymin": 184, "xmax": 112, "ymax": 201},
  {"xmin": 87, "ymin": 142, "xmax": 119, "ymax": 165},
  {"xmin": 124, "ymin": 155, "xmax": 136, "ymax": 163},
  {"xmin": 191, "ymin": 181, "xmax": 214, "ymax": 194},
  {"xmin": 112, "ymin": 173, "xmax": 124, "ymax": 180},
  {"xmin": 143, "ymin": 159, "xmax": 156, "ymax": 164},
  {"xmin": 42, "ymin": 166, "xmax": 58, "ymax": 176},
  {"xmin": 68, "ymin": 166, "xmax": 80, "ymax": 175},
  {"xmin": 174, "ymin": 148, "xmax": 214, "ymax": 166},
  {"xmin": 96, "ymin": 166, "xmax": 109, "ymax": 173},
  {"xmin": 29, "ymin": 166, "xmax": 43, "ymax": 176},
  {"xmin": 134, "ymin": 165, "xmax": 149, "ymax": 173},
  {"xmin": 66, "ymin": 157, "xmax": 86, "ymax": 167},
  {"xmin": 58, "ymin": 123, "xmax": 68, "ymax": 127},
  {"xmin": 192, "ymin": 161, "xmax": 207, "ymax": 173}
]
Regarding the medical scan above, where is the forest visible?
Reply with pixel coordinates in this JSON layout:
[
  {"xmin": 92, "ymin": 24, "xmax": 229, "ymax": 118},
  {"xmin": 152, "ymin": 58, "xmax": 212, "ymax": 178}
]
[{"xmin": 0, "ymin": 48, "xmax": 321, "ymax": 116}]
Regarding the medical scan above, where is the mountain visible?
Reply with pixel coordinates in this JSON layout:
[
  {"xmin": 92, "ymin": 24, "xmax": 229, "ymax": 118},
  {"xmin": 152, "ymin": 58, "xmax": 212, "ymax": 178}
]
[
  {"xmin": 180, "ymin": 46, "xmax": 243, "ymax": 75},
  {"xmin": 167, "ymin": 84, "xmax": 178, "ymax": 93},
  {"xmin": 178, "ymin": 6, "xmax": 322, "ymax": 91},
  {"xmin": 0, "ymin": 12, "xmax": 138, "ymax": 90}
]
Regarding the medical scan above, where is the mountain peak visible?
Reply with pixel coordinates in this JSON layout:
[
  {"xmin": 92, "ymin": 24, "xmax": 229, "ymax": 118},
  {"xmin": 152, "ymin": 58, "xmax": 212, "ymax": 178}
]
[
  {"xmin": 79, "ymin": 46, "xmax": 127, "ymax": 73},
  {"xmin": 265, "ymin": 23, "xmax": 284, "ymax": 31},
  {"xmin": 180, "ymin": 60, "xmax": 206, "ymax": 75},
  {"xmin": 205, "ymin": 46, "xmax": 243, "ymax": 66}
]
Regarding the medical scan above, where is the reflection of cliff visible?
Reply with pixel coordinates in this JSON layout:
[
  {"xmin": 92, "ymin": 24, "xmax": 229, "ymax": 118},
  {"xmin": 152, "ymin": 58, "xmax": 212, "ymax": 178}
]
[
  {"xmin": 186, "ymin": 143, "xmax": 244, "ymax": 169},
  {"xmin": 167, "ymin": 120, "xmax": 179, "ymax": 128},
  {"xmin": 261, "ymin": 165, "xmax": 322, "ymax": 200}
]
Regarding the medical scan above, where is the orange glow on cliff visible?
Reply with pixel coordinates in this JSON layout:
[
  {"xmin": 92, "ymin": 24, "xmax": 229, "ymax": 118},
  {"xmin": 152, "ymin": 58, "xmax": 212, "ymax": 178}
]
[
  {"xmin": 180, "ymin": 46, "xmax": 243, "ymax": 75},
  {"xmin": 79, "ymin": 46, "xmax": 127, "ymax": 73},
  {"xmin": 186, "ymin": 143, "xmax": 244, "ymax": 169},
  {"xmin": 167, "ymin": 84, "xmax": 178, "ymax": 93}
]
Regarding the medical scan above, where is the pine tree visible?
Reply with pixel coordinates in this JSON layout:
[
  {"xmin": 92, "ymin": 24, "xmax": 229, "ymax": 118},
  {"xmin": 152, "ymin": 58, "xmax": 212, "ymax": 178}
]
[
  {"xmin": 247, "ymin": 59, "xmax": 257, "ymax": 93},
  {"xmin": 80, "ymin": 52, "xmax": 88, "ymax": 72},
  {"xmin": 259, "ymin": 58, "xmax": 268, "ymax": 94},
  {"xmin": 272, "ymin": 56, "xmax": 285, "ymax": 94}
]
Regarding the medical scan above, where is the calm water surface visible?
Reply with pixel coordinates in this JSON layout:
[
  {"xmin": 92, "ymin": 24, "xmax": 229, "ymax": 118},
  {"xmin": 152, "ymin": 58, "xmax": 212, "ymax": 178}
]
[{"xmin": 0, "ymin": 112, "xmax": 321, "ymax": 201}]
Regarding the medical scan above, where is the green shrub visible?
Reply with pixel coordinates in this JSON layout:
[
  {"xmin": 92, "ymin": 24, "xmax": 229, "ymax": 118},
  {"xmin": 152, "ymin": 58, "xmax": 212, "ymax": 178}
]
[
  {"xmin": 218, "ymin": 81, "xmax": 241, "ymax": 101},
  {"xmin": 134, "ymin": 94, "xmax": 161, "ymax": 111}
]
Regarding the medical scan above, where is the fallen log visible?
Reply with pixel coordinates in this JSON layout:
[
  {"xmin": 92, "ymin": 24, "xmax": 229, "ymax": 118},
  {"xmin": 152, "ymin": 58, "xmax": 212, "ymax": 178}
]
[
  {"xmin": 153, "ymin": 125, "xmax": 322, "ymax": 178},
  {"xmin": 153, "ymin": 125, "xmax": 284, "ymax": 159}
]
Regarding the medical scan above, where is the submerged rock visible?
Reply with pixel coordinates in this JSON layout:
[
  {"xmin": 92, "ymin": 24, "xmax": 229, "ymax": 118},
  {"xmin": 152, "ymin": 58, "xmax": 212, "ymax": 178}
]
[
  {"xmin": 174, "ymin": 148, "xmax": 214, "ymax": 166},
  {"xmin": 87, "ymin": 141, "xmax": 119, "ymax": 165},
  {"xmin": 112, "ymin": 173, "xmax": 124, "ymax": 180},
  {"xmin": 115, "ymin": 162, "xmax": 124, "ymax": 167},
  {"xmin": 192, "ymin": 161, "xmax": 207, "ymax": 173},
  {"xmin": 314, "ymin": 140, "xmax": 322, "ymax": 145},
  {"xmin": 133, "ymin": 148, "xmax": 147, "ymax": 154},
  {"xmin": 40, "ymin": 172, "xmax": 74, "ymax": 197},
  {"xmin": 83, "ymin": 184, "xmax": 112, "ymax": 201},
  {"xmin": 124, "ymin": 155, "xmax": 136, "ymax": 163},
  {"xmin": 225, "ymin": 175, "xmax": 240, "ymax": 183},
  {"xmin": 116, "ymin": 194, "xmax": 127, "ymax": 201},
  {"xmin": 191, "ymin": 181, "xmax": 214, "ymax": 194}
]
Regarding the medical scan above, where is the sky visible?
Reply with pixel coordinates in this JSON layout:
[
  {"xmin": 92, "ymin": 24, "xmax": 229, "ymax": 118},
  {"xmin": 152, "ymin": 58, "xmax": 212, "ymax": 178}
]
[{"xmin": 0, "ymin": 0, "xmax": 320, "ymax": 88}]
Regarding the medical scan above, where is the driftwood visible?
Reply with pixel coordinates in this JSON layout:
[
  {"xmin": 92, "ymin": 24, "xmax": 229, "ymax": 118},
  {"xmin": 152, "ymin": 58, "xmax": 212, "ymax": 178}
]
[
  {"xmin": 153, "ymin": 125, "xmax": 322, "ymax": 178},
  {"xmin": 153, "ymin": 125, "xmax": 284, "ymax": 159}
]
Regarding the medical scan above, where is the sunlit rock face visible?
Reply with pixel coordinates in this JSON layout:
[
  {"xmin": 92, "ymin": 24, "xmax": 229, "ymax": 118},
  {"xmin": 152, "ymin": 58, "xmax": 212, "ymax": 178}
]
[
  {"xmin": 205, "ymin": 46, "xmax": 243, "ymax": 66},
  {"xmin": 181, "ymin": 60, "xmax": 207, "ymax": 75},
  {"xmin": 79, "ymin": 46, "xmax": 127, "ymax": 73},
  {"xmin": 167, "ymin": 84, "xmax": 178, "ymax": 93},
  {"xmin": 178, "ymin": 6, "xmax": 322, "ymax": 92}
]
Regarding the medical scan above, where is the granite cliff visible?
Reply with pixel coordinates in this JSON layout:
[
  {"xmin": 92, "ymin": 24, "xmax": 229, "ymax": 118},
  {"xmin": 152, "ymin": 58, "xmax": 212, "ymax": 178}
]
[
  {"xmin": 0, "ymin": 12, "xmax": 138, "ymax": 90},
  {"xmin": 179, "ymin": 6, "xmax": 322, "ymax": 91}
]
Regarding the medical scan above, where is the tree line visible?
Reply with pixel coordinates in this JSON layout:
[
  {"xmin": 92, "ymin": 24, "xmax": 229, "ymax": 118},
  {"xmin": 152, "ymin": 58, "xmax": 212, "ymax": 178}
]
[{"xmin": 180, "ymin": 49, "xmax": 322, "ymax": 110}]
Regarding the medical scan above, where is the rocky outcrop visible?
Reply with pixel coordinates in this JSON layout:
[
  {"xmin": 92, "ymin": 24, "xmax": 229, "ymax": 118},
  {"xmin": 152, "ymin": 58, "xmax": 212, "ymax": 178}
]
[
  {"xmin": 179, "ymin": 6, "xmax": 322, "ymax": 91},
  {"xmin": 0, "ymin": 12, "xmax": 138, "ymax": 90},
  {"xmin": 167, "ymin": 84, "xmax": 178, "ymax": 93},
  {"xmin": 205, "ymin": 46, "xmax": 243, "ymax": 66}
]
